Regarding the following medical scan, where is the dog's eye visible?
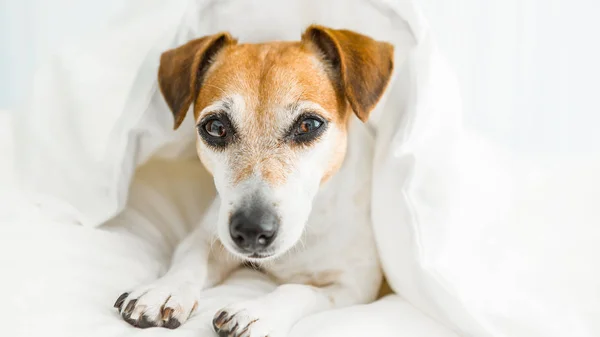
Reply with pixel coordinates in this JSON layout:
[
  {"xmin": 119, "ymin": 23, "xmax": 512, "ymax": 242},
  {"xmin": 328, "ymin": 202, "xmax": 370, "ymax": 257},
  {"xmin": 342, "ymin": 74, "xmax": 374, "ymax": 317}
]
[
  {"xmin": 198, "ymin": 114, "xmax": 235, "ymax": 149},
  {"xmin": 288, "ymin": 114, "xmax": 328, "ymax": 144},
  {"xmin": 296, "ymin": 118, "xmax": 322, "ymax": 135},
  {"xmin": 205, "ymin": 119, "xmax": 226, "ymax": 137}
]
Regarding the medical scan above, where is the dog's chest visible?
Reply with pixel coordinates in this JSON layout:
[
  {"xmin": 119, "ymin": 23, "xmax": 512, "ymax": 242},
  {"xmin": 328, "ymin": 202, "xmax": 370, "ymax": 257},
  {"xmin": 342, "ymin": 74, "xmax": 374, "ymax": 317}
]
[{"xmin": 263, "ymin": 178, "xmax": 374, "ymax": 285}]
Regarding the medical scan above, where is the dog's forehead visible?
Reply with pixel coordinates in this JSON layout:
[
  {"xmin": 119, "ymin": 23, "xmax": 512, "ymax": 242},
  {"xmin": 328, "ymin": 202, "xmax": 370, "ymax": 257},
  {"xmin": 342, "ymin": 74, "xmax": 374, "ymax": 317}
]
[{"xmin": 195, "ymin": 42, "xmax": 340, "ymax": 123}]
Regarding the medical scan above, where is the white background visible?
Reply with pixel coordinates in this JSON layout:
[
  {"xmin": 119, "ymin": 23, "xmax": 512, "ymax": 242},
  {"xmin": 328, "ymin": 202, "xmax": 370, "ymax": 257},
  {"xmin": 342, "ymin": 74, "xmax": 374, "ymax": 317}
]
[{"xmin": 1, "ymin": 0, "xmax": 599, "ymax": 154}]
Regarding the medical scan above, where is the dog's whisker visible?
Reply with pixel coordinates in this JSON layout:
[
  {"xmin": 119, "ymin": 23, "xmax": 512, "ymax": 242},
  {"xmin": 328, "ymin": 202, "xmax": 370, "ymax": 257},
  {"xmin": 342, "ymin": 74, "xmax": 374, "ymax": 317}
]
[{"xmin": 208, "ymin": 236, "xmax": 218, "ymax": 252}]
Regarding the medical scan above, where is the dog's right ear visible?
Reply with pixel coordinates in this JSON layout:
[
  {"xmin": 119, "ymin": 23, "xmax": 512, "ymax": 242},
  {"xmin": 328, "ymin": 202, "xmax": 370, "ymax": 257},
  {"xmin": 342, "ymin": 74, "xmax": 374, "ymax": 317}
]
[
  {"xmin": 158, "ymin": 33, "xmax": 236, "ymax": 129},
  {"xmin": 302, "ymin": 25, "xmax": 394, "ymax": 123}
]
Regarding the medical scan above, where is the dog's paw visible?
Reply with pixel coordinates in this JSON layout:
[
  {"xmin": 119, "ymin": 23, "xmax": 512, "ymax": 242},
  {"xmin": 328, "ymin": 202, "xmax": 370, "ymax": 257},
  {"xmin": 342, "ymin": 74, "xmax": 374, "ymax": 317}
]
[
  {"xmin": 114, "ymin": 282, "xmax": 199, "ymax": 329},
  {"xmin": 212, "ymin": 302, "xmax": 289, "ymax": 337}
]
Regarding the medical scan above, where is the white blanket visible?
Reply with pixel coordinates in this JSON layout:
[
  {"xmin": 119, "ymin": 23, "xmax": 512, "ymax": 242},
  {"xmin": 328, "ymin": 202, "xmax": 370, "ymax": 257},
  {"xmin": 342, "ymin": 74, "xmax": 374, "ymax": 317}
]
[{"xmin": 3, "ymin": 0, "xmax": 600, "ymax": 336}]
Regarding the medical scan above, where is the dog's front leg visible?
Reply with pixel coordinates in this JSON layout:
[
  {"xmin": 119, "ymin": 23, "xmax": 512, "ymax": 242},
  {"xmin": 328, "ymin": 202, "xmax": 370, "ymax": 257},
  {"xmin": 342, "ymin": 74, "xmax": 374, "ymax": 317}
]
[
  {"xmin": 114, "ymin": 202, "xmax": 237, "ymax": 329},
  {"xmin": 212, "ymin": 281, "xmax": 377, "ymax": 337},
  {"xmin": 114, "ymin": 228, "xmax": 212, "ymax": 328}
]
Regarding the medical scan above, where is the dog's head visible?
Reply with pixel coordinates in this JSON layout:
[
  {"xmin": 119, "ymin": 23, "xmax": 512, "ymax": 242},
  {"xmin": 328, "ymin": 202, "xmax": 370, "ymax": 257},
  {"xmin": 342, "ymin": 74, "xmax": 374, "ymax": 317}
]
[{"xmin": 158, "ymin": 25, "xmax": 394, "ymax": 261}]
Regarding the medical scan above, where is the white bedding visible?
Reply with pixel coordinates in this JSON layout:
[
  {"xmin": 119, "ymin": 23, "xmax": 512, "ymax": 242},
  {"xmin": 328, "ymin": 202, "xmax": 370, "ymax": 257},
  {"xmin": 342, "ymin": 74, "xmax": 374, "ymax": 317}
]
[{"xmin": 2, "ymin": 0, "xmax": 600, "ymax": 336}]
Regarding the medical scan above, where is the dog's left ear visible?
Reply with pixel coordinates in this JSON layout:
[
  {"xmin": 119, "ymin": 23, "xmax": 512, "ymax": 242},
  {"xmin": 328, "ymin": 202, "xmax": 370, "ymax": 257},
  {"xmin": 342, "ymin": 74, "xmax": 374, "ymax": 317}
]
[
  {"xmin": 302, "ymin": 25, "xmax": 394, "ymax": 122},
  {"xmin": 158, "ymin": 33, "xmax": 237, "ymax": 129}
]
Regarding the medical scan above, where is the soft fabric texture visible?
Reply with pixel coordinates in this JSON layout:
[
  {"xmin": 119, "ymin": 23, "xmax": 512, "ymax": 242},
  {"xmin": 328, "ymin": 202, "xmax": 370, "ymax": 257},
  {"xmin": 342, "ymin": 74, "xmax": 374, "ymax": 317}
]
[{"xmin": 3, "ymin": 0, "xmax": 599, "ymax": 336}]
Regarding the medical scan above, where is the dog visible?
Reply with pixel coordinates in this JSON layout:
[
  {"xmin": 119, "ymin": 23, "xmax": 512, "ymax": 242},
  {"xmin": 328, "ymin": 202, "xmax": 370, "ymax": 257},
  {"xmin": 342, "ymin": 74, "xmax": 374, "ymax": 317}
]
[{"xmin": 114, "ymin": 24, "xmax": 394, "ymax": 337}]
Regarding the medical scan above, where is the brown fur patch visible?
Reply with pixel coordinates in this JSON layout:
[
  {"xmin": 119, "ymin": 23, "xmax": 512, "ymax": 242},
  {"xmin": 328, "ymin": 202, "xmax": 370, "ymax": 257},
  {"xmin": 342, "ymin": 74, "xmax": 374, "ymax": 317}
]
[{"xmin": 195, "ymin": 42, "xmax": 341, "ymax": 122}]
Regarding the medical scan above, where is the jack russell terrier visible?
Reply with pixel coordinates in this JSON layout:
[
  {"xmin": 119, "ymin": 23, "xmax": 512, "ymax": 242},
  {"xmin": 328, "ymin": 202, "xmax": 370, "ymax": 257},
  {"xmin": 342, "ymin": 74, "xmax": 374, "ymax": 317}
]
[{"xmin": 114, "ymin": 24, "xmax": 394, "ymax": 337}]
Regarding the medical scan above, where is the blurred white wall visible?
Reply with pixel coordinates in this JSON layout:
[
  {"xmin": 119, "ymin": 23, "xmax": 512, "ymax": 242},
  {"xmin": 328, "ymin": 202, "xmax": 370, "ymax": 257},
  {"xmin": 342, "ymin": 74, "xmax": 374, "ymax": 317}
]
[
  {"xmin": 0, "ymin": 0, "xmax": 125, "ymax": 110},
  {"xmin": 419, "ymin": 0, "xmax": 600, "ymax": 154},
  {"xmin": 1, "ymin": 0, "xmax": 599, "ymax": 154}
]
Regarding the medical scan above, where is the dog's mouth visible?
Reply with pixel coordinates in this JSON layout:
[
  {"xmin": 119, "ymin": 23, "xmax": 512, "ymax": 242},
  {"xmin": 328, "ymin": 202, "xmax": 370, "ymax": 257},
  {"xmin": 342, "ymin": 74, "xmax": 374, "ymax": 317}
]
[
  {"xmin": 221, "ymin": 240, "xmax": 278, "ymax": 261},
  {"xmin": 249, "ymin": 252, "xmax": 267, "ymax": 258},
  {"xmin": 228, "ymin": 249, "xmax": 277, "ymax": 262},
  {"xmin": 246, "ymin": 252, "xmax": 274, "ymax": 260}
]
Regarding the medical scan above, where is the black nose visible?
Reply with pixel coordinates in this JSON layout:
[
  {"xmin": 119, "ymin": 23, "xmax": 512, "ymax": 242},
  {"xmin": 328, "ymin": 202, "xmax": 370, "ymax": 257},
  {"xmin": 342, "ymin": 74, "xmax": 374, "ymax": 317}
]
[{"xmin": 229, "ymin": 207, "xmax": 279, "ymax": 253}]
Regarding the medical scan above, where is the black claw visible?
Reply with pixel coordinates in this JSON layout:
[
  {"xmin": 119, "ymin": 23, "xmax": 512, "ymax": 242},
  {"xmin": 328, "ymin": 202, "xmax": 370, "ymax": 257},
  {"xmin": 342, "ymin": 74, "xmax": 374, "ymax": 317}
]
[
  {"xmin": 114, "ymin": 292, "xmax": 129, "ymax": 310},
  {"xmin": 164, "ymin": 318, "xmax": 181, "ymax": 329},
  {"xmin": 123, "ymin": 299, "xmax": 137, "ymax": 315},
  {"xmin": 213, "ymin": 311, "xmax": 228, "ymax": 328}
]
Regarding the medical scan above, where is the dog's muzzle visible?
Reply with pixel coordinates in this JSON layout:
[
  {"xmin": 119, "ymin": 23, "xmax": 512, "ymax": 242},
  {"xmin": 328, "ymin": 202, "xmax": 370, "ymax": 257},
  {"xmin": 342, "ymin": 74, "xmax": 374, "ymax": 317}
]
[{"xmin": 229, "ymin": 203, "xmax": 279, "ymax": 256}]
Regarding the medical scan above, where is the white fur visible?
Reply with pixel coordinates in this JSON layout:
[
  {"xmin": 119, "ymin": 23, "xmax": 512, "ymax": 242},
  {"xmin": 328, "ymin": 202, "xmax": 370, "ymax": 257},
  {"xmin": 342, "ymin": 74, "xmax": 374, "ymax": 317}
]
[{"xmin": 118, "ymin": 103, "xmax": 381, "ymax": 336}]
